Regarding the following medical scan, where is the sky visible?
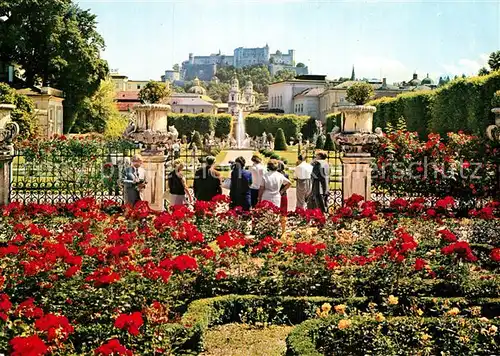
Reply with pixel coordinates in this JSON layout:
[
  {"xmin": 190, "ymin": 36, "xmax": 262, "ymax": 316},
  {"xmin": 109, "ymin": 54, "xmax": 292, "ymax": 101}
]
[{"xmin": 78, "ymin": 0, "xmax": 500, "ymax": 84}]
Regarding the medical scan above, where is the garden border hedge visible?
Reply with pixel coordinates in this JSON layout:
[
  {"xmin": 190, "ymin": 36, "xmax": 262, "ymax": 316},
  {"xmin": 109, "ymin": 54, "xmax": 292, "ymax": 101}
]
[
  {"xmin": 167, "ymin": 113, "xmax": 233, "ymax": 138},
  {"xmin": 287, "ymin": 315, "xmax": 500, "ymax": 356},
  {"xmin": 161, "ymin": 294, "xmax": 500, "ymax": 354}
]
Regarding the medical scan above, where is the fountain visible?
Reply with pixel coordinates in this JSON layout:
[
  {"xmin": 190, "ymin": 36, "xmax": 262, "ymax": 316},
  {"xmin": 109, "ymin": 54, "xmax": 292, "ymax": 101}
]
[{"xmin": 235, "ymin": 110, "xmax": 249, "ymax": 149}]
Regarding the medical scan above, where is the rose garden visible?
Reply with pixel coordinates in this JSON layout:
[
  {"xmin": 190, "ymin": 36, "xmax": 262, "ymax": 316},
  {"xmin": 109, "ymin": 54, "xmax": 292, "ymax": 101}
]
[{"xmin": 0, "ymin": 76, "xmax": 500, "ymax": 356}]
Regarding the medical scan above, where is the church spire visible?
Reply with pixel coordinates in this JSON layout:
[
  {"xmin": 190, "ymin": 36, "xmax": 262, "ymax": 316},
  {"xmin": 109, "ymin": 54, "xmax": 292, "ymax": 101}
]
[{"xmin": 350, "ymin": 65, "xmax": 356, "ymax": 81}]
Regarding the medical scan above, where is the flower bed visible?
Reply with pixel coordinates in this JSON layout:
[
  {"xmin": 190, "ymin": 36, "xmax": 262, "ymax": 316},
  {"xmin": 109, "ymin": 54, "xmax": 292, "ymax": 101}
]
[{"xmin": 1, "ymin": 195, "xmax": 500, "ymax": 354}]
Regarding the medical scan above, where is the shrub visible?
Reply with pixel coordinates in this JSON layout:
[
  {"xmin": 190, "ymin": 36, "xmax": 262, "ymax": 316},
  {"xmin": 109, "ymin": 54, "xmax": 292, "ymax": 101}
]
[
  {"xmin": 138, "ymin": 81, "xmax": 170, "ymax": 104},
  {"xmin": 274, "ymin": 128, "xmax": 287, "ymax": 150},
  {"xmin": 325, "ymin": 113, "xmax": 342, "ymax": 133},
  {"xmin": 323, "ymin": 133, "xmax": 335, "ymax": 151},
  {"xmin": 0, "ymin": 82, "xmax": 38, "ymax": 140},
  {"xmin": 104, "ymin": 115, "xmax": 129, "ymax": 139},
  {"xmin": 346, "ymin": 82, "xmax": 374, "ymax": 105},
  {"xmin": 191, "ymin": 131, "xmax": 203, "ymax": 149},
  {"xmin": 245, "ymin": 114, "xmax": 309, "ymax": 140},
  {"xmin": 168, "ymin": 114, "xmax": 232, "ymax": 138},
  {"xmin": 301, "ymin": 117, "xmax": 319, "ymax": 140},
  {"xmin": 315, "ymin": 134, "xmax": 325, "ymax": 149}
]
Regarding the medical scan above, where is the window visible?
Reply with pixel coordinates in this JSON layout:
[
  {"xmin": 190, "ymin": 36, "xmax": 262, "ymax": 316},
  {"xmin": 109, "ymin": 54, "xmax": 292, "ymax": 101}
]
[
  {"xmin": 192, "ymin": 108, "xmax": 195, "ymax": 113},
  {"xmin": 180, "ymin": 108, "xmax": 184, "ymax": 113},
  {"xmin": 137, "ymin": 84, "xmax": 141, "ymax": 89},
  {"xmin": 201, "ymin": 108, "xmax": 204, "ymax": 113},
  {"xmin": 231, "ymin": 94, "xmax": 235, "ymax": 101}
]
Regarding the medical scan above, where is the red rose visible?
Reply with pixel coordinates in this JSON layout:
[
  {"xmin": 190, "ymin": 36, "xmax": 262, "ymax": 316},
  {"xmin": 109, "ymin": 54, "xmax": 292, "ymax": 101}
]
[
  {"xmin": 216, "ymin": 270, "xmax": 228, "ymax": 280},
  {"xmin": 95, "ymin": 339, "xmax": 133, "ymax": 355},
  {"xmin": 10, "ymin": 335, "xmax": 48, "ymax": 356},
  {"xmin": 35, "ymin": 313, "xmax": 74, "ymax": 341},
  {"xmin": 414, "ymin": 258, "xmax": 427, "ymax": 271},
  {"xmin": 490, "ymin": 248, "xmax": 500, "ymax": 262},
  {"xmin": 115, "ymin": 312, "xmax": 144, "ymax": 336}
]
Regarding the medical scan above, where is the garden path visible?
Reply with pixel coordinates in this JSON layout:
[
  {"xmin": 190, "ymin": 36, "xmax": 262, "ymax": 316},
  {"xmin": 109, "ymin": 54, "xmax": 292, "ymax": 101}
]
[{"xmin": 200, "ymin": 324, "xmax": 293, "ymax": 356}]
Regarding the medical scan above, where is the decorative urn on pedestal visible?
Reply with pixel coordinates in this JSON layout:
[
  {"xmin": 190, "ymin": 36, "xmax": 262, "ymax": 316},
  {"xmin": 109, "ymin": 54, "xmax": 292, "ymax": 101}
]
[
  {"xmin": 330, "ymin": 82, "xmax": 382, "ymax": 202},
  {"xmin": 123, "ymin": 81, "xmax": 175, "ymax": 211}
]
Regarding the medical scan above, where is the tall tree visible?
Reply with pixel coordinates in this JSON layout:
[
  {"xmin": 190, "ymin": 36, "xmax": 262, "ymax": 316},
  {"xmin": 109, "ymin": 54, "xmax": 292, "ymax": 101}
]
[
  {"xmin": 207, "ymin": 82, "xmax": 230, "ymax": 103},
  {"xmin": 73, "ymin": 78, "xmax": 121, "ymax": 134},
  {"xmin": 172, "ymin": 63, "xmax": 180, "ymax": 71},
  {"xmin": 0, "ymin": 0, "xmax": 108, "ymax": 132},
  {"xmin": 488, "ymin": 50, "xmax": 500, "ymax": 72}
]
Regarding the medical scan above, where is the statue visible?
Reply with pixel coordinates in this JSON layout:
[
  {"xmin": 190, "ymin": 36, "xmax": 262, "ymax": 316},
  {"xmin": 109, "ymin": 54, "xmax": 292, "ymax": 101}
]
[
  {"xmin": 297, "ymin": 132, "xmax": 303, "ymax": 145},
  {"xmin": 168, "ymin": 126, "xmax": 179, "ymax": 142}
]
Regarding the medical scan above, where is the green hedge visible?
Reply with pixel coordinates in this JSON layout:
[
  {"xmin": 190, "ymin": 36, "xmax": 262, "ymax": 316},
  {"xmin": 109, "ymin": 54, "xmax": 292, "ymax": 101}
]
[
  {"xmin": 325, "ymin": 113, "xmax": 342, "ymax": 133},
  {"xmin": 168, "ymin": 113, "xmax": 233, "ymax": 138},
  {"xmin": 368, "ymin": 71, "xmax": 500, "ymax": 138},
  {"xmin": 151, "ymin": 294, "xmax": 500, "ymax": 354},
  {"xmin": 245, "ymin": 114, "xmax": 309, "ymax": 140},
  {"xmin": 288, "ymin": 315, "xmax": 500, "ymax": 356}
]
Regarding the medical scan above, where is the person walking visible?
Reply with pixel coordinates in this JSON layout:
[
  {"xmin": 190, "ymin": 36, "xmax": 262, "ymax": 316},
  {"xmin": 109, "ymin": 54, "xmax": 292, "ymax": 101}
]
[
  {"xmin": 193, "ymin": 156, "xmax": 222, "ymax": 201},
  {"xmin": 167, "ymin": 160, "xmax": 193, "ymax": 206},
  {"xmin": 277, "ymin": 161, "xmax": 290, "ymax": 214},
  {"xmin": 308, "ymin": 151, "xmax": 329, "ymax": 213},
  {"xmin": 229, "ymin": 156, "xmax": 252, "ymax": 211},
  {"xmin": 249, "ymin": 155, "xmax": 266, "ymax": 207},
  {"xmin": 258, "ymin": 159, "xmax": 291, "ymax": 209},
  {"xmin": 122, "ymin": 155, "xmax": 147, "ymax": 207},
  {"xmin": 294, "ymin": 154, "xmax": 313, "ymax": 210}
]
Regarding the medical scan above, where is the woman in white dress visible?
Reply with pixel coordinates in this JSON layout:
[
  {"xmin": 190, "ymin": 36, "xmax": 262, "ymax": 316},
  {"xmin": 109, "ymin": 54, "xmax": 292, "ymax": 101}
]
[{"xmin": 258, "ymin": 159, "xmax": 291, "ymax": 208}]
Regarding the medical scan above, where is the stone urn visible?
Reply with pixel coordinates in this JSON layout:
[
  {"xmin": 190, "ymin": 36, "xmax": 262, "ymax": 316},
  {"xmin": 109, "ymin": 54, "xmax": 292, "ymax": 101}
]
[
  {"xmin": 0, "ymin": 104, "xmax": 19, "ymax": 155},
  {"xmin": 330, "ymin": 105, "xmax": 382, "ymax": 202},
  {"xmin": 330, "ymin": 105, "xmax": 382, "ymax": 155},
  {"xmin": 486, "ymin": 107, "xmax": 500, "ymax": 142},
  {"xmin": 123, "ymin": 103, "xmax": 175, "ymax": 211}
]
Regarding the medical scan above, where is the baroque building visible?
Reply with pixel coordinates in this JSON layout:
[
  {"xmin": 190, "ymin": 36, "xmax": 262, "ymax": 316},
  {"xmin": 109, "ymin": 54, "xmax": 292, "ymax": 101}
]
[{"xmin": 227, "ymin": 77, "xmax": 256, "ymax": 115}]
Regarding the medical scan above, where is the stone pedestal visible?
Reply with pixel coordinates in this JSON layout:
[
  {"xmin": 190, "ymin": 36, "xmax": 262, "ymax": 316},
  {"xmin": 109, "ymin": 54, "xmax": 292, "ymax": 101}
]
[
  {"xmin": 141, "ymin": 153, "xmax": 166, "ymax": 211},
  {"xmin": 341, "ymin": 154, "xmax": 374, "ymax": 202},
  {"xmin": 0, "ymin": 155, "xmax": 12, "ymax": 206}
]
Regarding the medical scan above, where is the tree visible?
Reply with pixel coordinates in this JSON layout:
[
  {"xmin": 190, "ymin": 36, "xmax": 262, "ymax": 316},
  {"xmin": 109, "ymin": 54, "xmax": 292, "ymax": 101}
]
[
  {"xmin": 0, "ymin": 1, "xmax": 109, "ymax": 133},
  {"xmin": 324, "ymin": 133, "xmax": 335, "ymax": 151},
  {"xmin": 73, "ymin": 78, "xmax": 121, "ymax": 133},
  {"xmin": 207, "ymin": 82, "xmax": 230, "ymax": 103},
  {"xmin": 274, "ymin": 128, "xmax": 287, "ymax": 151},
  {"xmin": 0, "ymin": 83, "xmax": 37, "ymax": 139},
  {"xmin": 478, "ymin": 67, "xmax": 490, "ymax": 76},
  {"xmin": 172, "ymin": 85, "xmax": 185, "ymax": 93},
  {"xmin": 138, "ymin": 81, "xmax": 171, "ymax": 104},
  {"xmin": 315, "ymin": 134, "xmax": 325, "ymax": 149},
  {"xmin": 191, "ymin": 131, "xmax": 203, "ymax": 150},
  {"xmin": 172, "ymin": 63, "xmax": 180, "ymax": 72},
  {"xmin": 272, "ymin": 69, "xmax": 296, "ymax": 83},
  {"xmin": 488, "ymin": 50, "xmax": 500, "ymax": 72},
  {"xmin": 346, "ymin": 82, "xmax": 374, "ymax": 105},
  {"xmin": 296, "ymin": 62, "xmax": 306, "ymax": 68}
]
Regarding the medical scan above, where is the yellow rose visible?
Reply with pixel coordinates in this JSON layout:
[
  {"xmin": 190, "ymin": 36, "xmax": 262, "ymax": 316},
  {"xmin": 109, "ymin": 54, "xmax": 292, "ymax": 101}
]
[
  {"xmin": 471, "ymin": 306, "xmax": 482, "ymax": 316},
  {"xmin": 489, "ymin": 325, "xmax": 498, "ymax": 335},
  {"xmin": 334, "ymin": 304, "xmax": 347, "ymax": 315},
  {"xmin": 315, "ymin": 307, "xmax": 321, "ymax": 317},
  {"xmin": 416, "ymin": 308, "xmax": 424, "ymax": 316},
  {"xmin": 375, "ymin": 313, "xmax": 385, "ymax": 322},
  {"xmin": 368, "ymin": 302, "xmax": 378, "ymax": 310},
  {"xmin": 446, "ymin": 307, "xmax": 460, "ymax": 316},
  {"xmin": 338, "ymin": 319, "xmax": 351, "ymax": 330},
  {"xmin": 322, "ymin": 303, "xmax": 332, "ymax": 313},
  {"xmin": 387, "ymin": 295, "xmax": 399, "ymax": 305},
  {"xmin": 421, "ymin": 333, "xmax": 431, "ymax": 342},
  {"xmin": 479, "ymin": 317, "xmax": 489, "ymax": 323},
  {"xmin": 459, "ymin": 335, "xmax": 470, "ymax": 343}
]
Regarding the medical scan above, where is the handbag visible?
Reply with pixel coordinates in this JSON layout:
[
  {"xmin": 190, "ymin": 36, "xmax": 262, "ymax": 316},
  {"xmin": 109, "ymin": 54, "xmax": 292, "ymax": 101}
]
[{"xmin": 222, "ymin": 178, "xmax": 231, "ymax": 190}]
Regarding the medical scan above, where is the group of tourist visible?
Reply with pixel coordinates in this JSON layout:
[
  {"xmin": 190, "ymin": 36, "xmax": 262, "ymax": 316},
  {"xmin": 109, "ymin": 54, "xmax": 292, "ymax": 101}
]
[{"xmin": 123, "ymin": 151, "xmax": 330, "ymax": 213}]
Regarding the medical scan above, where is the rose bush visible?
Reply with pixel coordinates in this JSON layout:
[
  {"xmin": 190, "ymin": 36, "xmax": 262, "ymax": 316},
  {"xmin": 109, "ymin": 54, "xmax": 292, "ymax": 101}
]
[{"xmin": 1, "ymin": 195, "xmax": 500, "ymax": 354}]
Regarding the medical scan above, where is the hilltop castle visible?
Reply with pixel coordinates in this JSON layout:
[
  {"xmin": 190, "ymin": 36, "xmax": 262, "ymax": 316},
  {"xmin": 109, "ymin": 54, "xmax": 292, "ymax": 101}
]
[{"xmin": 169, "ymin": 45, "xmax": 308, "ymax": 82}]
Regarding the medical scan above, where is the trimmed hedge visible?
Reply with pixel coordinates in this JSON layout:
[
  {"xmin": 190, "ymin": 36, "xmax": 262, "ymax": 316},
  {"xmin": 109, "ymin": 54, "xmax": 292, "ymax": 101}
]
[
  {"xmin": 325, "ymin": 113, "xmax": 342, "ymax": 133},
  {"xmin": 168, "ymin": 113, "xmax": 233, "ymax": 138},
  {"xmin": 157, "ymin": 294, "xmax": 500, "ymax": 354},
  {"xmin": 368, "ymin": 71, "xmax": 500, "ymax": 138},
  {"xmin": 245, "ymin": 114, "xmax": 310, "ymax": 140},
  {"xmin": 288, "ymin": 315, "xmax": 500, "ymax": 356}
]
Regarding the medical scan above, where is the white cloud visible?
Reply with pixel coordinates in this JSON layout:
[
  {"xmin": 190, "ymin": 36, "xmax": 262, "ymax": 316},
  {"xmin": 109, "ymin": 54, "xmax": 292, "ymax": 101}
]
[
  {"xmin": 353, "ymin": 56, "xmax": 410, "ymax": 83},
  {"xmin": 441, "ymin": 53, "xmax": 488, "ymax": 76}
]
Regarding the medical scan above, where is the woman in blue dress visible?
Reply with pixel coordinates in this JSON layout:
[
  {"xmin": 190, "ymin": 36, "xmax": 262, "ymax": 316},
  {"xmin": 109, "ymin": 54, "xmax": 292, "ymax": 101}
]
[{"xmin": 229, "ymin": 156, "xmax": 252, "ymax": 211}]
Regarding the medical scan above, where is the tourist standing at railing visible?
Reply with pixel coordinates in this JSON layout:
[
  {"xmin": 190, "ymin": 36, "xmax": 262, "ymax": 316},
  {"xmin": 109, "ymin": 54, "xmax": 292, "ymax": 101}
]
[
  {"xmin": 193, "ymin": 156, "xmax": 222, "ymax": 201},
  {"xmin": 294, "ymin": 154, "xmax": 313, "ymax": 210},
  {"xmin": 122, "ymin": 155, "xmax": 147, "ymax": 207},
  {"xmin": 308, "ymin": 151, "xmax": 329, "ymax": 213},
  {"xmin": 167, "ymin": 160, "xmax": 193, "ymax": 206},
  {"xmin": 249, "ymin": 155, "xmax": 266, "ymax": 207},
  {"xmin": 229, "ymin": 156, "xmax": 252, "ymax": 211},
  {"xmin": 258, "ymin": 159, "xmax": 291, "ymax": 209}
]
